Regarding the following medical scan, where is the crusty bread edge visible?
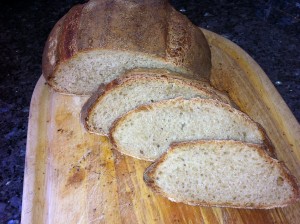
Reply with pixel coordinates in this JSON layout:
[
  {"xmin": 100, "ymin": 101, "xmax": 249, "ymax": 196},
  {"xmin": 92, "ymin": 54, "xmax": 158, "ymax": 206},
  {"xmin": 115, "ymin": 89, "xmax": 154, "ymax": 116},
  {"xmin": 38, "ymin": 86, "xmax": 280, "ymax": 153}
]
[
  {"xmin": 42, "ymin": 12, "xmax": 66, "ymax": 88},
  {"xmin": 80, "ymin": 83, "xmax": 107, "ymax": 135},
  {"xmin": 109, "ymin": 101, "xmax": 159, "ymax": 161},
  {"xmin": 122, "ymin": 68, "xmax": 233, "ymax": 106},
  {"xmin": 143, "ymin": 139, "xmax": 300, "ymax": 209},
  {"xmin": 43, "ymin": 4, "xmax": 84, "ymax": 93},
  {"xmin": 256, "ymin": 122, "xmax": 277, "ymax": 158}
]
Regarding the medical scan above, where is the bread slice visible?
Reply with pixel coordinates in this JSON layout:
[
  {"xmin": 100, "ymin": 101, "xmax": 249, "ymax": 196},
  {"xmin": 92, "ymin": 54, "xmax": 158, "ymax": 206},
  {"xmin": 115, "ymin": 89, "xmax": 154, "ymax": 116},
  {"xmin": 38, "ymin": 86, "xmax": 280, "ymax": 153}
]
[
  {"xmin": 82, "ymin": 69, "xmax": 232, "ymax": 135},
  {"xmin": 144, "ymin": 140, "xmax": 300, "ymax": 209},
  {"xmin": 42, "ymin": 0, "xmax": 211, "ymax": 95},
  {"xmin": 110, "ymin": 98, "xmax": 275, "ymax": 161}
]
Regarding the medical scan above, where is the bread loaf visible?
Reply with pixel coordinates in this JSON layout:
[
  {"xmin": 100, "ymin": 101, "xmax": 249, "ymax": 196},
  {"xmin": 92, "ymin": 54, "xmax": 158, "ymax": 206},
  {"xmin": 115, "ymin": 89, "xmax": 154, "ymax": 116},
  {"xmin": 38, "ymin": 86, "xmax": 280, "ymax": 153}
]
[
  {"xmin": 82, "ymin": 69, "xmax": 232, "ymax": 135},
  {"xmin": 110, "ymin": 98, "xmax": 275, "ymax": 161},
  {"xmin": 42, "ymin": 0, "xmax": 211, "ymax": 95},
  {"xmin": 144, "ymin": 140, "xmax": 300, "ymax": 209}
]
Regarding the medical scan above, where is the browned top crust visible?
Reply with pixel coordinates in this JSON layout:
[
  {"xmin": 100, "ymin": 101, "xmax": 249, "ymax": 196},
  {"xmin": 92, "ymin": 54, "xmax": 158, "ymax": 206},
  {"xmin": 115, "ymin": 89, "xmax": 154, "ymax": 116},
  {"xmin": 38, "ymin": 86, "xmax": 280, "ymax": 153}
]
[{"xmin": 42, "ymin": 0, "xmax": 211, "ymax": 84}]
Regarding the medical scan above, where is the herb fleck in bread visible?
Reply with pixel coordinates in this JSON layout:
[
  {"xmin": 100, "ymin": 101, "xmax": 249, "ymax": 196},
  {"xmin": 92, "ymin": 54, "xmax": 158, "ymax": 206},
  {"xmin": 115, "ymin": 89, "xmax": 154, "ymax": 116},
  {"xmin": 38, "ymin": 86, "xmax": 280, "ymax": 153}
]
[
  {"xmin": 42, "ymin": 0, "xmax": 211, "ymax": 95},
  {"xmin": 110, "ymin": 98, "xmax": 275, "ymax": 161},
  {"xmin": 144, "ymin": 140, "xmax": 300, "ymax": 209},
  {"xmin": 82, "ymin": 69, "xmax": 232, "ymax": 135}
]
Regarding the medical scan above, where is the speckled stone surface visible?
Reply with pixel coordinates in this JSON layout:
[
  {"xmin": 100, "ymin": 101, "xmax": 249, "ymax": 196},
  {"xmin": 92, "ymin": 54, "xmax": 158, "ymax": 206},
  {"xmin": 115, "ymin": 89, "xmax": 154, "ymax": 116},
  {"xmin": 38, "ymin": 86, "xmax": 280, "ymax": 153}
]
[{"xmin": 0, "ymin": 0, "xmax": 299, "ymax": 222}]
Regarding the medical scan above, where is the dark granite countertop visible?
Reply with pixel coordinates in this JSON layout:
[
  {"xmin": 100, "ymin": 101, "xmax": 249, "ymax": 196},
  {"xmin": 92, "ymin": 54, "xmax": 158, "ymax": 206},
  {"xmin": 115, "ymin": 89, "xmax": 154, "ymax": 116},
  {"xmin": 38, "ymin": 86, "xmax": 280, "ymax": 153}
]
[{"xmin": 0, "ymin": 0, "xmax": 299, "ymax": 222}]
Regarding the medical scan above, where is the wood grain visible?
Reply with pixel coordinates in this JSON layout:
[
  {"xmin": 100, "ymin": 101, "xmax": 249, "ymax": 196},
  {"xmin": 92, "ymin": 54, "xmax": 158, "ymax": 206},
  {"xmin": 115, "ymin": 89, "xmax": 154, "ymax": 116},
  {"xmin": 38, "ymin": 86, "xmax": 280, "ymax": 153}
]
[{"xmin": 21, "ymin": 29, "xmax": 300, "ymax": 224}]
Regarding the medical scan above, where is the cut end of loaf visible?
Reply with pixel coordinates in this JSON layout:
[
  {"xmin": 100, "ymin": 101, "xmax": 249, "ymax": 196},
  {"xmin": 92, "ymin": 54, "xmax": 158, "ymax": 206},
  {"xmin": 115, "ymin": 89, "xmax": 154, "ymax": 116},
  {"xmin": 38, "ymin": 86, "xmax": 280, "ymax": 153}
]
[
  {"xmin": 144, "ymin": 140, "xmax": 300, "ymax": 209},
  {"xmin": 48, "ymin": 50, "xmax": 197, "ymax": 95}
]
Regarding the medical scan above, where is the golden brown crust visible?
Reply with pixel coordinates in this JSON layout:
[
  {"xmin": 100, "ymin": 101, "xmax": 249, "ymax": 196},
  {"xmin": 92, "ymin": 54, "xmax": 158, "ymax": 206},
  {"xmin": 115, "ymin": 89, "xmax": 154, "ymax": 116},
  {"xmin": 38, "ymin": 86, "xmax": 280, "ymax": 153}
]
[
  {"xmin": 122, "ymin": 69, "xmax": 216, "ymax": 95},
  {"xmin": 42, "ymin": 0, "xmax": 211, "ymax": 92},
  {"xmin": 144, "ymin": 140, "xmax": 300, "ymax": 209},
  {"xmin": 109, "ymin": 114, "xmax": 129, "ymax": 157},
  {"xmin": 166, "ymin": 7, "xmax": 211, "ymax": 78},
  {"xmin": 109, "ymin": 101, "xmax": 159, "ymax": 161},
  {"xmin": 122, "ymin": 68, "xmax": 234, "ymax": 107},
  {"xmin": 279, "ymin": 162, "xmax": 300, "ymax": 202},
  {"xmin": 42, "ymin": 12, "xmax": 66, "ymax": 82},
  {"xmin": 256, "ymin": 122, "xmax": 277, "ymax": 158},
  {"xmin": 80, "ymin": 83, "xmax": 106, "ymax": 134},
  {"xmin": 59, "ymin": 5, "xmax": 83, "ymax": 61}
]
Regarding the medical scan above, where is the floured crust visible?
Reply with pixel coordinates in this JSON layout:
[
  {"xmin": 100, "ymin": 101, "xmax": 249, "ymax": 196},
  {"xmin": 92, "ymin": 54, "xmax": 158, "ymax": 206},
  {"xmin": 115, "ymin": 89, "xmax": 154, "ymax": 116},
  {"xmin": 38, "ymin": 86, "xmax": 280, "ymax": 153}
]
[
  {"xmin": 42, "ymin": 0, "xmax": 212, "ymax": 95},
  {"xmin": 143, "ymin": 140, "xmax": 300, "ymax": 209},
  {"xmin": 82, "ymin": 69, "xmax": 234, "ymax": 136}
]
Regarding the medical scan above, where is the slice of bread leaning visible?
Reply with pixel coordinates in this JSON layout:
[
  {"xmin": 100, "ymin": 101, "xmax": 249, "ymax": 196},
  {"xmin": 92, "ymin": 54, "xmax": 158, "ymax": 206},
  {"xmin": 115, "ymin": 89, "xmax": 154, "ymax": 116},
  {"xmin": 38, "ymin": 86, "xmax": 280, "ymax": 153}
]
[
  {"xmin": 82, "ymin": 69, "xmax": 233, "ymax": 135},
  {"xmin": 110, "ymin": 98, "xmax": 275, "ymax": 161},
  {"xmin": 143, "ymin": 140, "xmax": 300, "ymax": 209},
  {"xmin": 42, "ymin": 0, "xmax": 211, "ymax": 95}
]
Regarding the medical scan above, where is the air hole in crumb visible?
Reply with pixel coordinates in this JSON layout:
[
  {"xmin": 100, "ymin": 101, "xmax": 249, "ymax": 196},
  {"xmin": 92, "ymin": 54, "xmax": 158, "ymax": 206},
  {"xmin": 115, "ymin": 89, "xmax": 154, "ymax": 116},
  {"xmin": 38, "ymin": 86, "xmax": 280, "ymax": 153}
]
[
  {"xmin": 140, "ymin": 150, "xmax": 144, "ymax": 154},
  {"xmin": 277, "ymin": 177, "xmax": 284, "ymax": 186}
]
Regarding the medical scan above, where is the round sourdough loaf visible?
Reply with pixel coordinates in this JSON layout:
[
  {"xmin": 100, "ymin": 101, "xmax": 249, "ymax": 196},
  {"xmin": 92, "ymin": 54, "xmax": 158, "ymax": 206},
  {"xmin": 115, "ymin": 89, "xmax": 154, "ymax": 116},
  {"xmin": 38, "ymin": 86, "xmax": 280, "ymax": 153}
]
[{"xmin": 42, "ymin": 0, "xmax": 211, "ymax": 95}]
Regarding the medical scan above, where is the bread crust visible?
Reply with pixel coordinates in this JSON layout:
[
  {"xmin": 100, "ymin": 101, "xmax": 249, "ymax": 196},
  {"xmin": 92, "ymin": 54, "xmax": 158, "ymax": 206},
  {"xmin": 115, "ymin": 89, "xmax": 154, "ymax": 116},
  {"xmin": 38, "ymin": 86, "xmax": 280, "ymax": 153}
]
[
  {"xmin": 82, "ymin": 69, "xmax": 233, "ymax": 135},
  {"xmin": 110, "ymin": 98, "xmax": 276, "ymax": 160},
  {"xmin": 80, "ymin": 83, "xmax": 106, "ymax": 133},
  {"xmin": 143, "ymin": 140, "xmax": 300, "ymax": 209},
  {"xmin": 121, "ymin": 68, "xmax": 233, "ymax": 106},
  {"xmin": 42, "ymin": 0, "xmax": 211, "ymax": 94},
  {"xmin": 256, "ymin": 122, "xmax": 277, "ymax": 158}
]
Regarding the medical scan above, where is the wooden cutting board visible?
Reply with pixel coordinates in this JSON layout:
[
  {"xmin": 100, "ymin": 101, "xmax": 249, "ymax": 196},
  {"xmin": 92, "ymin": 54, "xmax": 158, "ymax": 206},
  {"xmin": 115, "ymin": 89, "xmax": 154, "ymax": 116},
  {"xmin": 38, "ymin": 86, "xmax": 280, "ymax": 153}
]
[{"xmin": 21, "ymin": 29, "xmax": 300, "ymax": 224}]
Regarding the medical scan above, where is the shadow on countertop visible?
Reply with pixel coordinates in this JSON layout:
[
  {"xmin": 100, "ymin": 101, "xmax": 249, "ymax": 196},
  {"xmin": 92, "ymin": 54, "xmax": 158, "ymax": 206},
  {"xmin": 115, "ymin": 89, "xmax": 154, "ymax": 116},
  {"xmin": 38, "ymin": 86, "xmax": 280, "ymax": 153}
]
[{"xmin": 0, "ymin": 0, "xmax": 299, "ymax": 222}]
